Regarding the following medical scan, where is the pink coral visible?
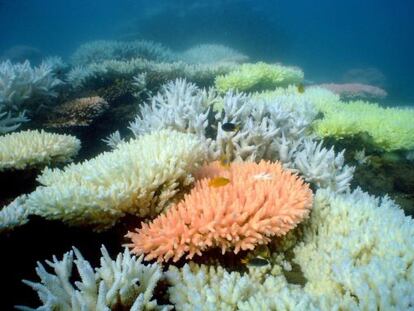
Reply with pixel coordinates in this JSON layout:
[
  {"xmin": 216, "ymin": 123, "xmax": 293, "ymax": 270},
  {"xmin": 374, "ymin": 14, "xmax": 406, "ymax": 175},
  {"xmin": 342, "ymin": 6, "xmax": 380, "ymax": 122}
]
[
  {"xmin": 318, "ymin": 83, "xmax": 387, "ymax": 100},
  {"xmin": 126, "ymin": 160, "xmax": 313, "ymax": 262}
]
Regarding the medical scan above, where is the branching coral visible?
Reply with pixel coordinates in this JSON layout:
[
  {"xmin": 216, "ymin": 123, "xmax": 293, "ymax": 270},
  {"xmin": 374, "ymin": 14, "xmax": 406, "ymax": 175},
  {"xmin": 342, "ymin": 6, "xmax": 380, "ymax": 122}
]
[
  {"xmin": 0, "ymin": 107, "xmax": 28, "ymax": 133},
  {"xmin": 13, "ymin": 130, "xmax": 206, "ymax": 230},
  {"xmin": 214, "ymin": 62, "xmax": 304, "ymax": 93},
  {"xmin": 0, "ymin": 130, "xmax": 81, "ymax": 171},
  {"xmin": 126, "ymin": 160, "xmax": 313, "ymax": 262},
  {"xmin": 129, "ymin": 78, "xmax": 216, "ymax": 138},
  {"xmin": 0, "ymin": 60, "xmax": 62, "ymax": 110},
  {"xmin": 17, "ymin": 246, "xmax": 172, "ymax": 311}
]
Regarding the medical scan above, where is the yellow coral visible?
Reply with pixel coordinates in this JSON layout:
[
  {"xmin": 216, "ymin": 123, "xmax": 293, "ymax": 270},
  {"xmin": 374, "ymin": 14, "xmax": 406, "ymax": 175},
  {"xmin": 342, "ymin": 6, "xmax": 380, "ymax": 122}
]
[{"xmin": 215, "ymin": 62, "xmax": 304, "ymax": 93}]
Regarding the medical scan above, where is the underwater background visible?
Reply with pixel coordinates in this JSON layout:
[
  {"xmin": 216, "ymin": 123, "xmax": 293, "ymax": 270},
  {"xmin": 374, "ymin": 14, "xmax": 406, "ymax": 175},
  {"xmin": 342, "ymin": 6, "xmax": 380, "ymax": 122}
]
[
  {"xmin": 0, "ymin": 0, "xmax": 414, "ymax": 310},
  {"xmin": 1, "ymin": 0, "xmax": 414, "ymax": 103}
]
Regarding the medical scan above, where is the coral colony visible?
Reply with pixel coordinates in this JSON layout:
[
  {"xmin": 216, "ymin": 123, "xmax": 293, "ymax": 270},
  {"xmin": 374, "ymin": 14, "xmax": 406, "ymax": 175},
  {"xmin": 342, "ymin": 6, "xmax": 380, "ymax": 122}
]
[{"xmin": 0, "ymin": 40, "xmax": 413, "ymax": 310}]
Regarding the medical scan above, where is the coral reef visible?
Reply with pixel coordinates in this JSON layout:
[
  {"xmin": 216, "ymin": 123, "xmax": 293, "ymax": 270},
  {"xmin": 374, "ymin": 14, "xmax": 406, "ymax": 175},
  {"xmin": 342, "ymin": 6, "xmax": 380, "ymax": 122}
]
[
  {"xmin": 165, "ymin": 188, "xmax": 414, "ymax": 310},
  {"xmin": 17, "ymin": 246, "xmax": 172, "ymax": 311},
  {"xmin": 215, "ymin": 62, "xmax": 304, "ymax": 93},
  {"xmin": 6, "ymin": 130, "xmax": 206, "ymax": 230},
  {"xmin": 126, "ymin": 160, "xmax": 313, "ymax": 262},
  {"xmin": 0, "ymin": 130, "xmax": 81, "ymax": 171},
  {"xmin": 45, "ymin": 96, "xmax": 109, "ymax": 128},
  {"xmin": 123, "ymin": 79, "xmax": 354, "ymax": 193}
]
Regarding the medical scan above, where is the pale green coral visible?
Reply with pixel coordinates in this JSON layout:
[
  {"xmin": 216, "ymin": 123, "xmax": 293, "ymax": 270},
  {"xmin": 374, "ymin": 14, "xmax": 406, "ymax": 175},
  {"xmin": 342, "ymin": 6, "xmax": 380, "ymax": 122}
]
[
  {"xmin": 313, "ymin": 100, "xmax": 414, "ymax": 151},
  {"xmin": 214, "ymin": 62, "xmax": 304, "ymax": 93}
]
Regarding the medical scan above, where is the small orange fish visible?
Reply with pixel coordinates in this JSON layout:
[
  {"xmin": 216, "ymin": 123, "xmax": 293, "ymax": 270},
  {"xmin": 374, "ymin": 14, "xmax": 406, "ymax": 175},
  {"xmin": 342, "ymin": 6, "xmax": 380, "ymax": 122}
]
[{"xmin": 208, "ymin": 176, "xmax": 230, "ymax": 188}]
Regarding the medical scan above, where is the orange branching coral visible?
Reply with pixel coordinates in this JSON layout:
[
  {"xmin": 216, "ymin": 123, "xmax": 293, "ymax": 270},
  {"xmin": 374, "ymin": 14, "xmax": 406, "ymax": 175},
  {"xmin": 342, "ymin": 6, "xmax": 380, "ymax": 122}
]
[{"xmin": 126, "ymin": 161, "xmax": 313, "ymax": 262}]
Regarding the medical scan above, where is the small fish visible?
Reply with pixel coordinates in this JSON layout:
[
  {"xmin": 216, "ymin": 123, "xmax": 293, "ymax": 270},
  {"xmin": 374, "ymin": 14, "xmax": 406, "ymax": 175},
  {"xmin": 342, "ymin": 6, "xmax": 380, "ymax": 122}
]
[
  {"xmin": 297, "ymin": 83, "xmax": 305, "ymax": 94},
  {"xmin": 254, "ymin": 245, "xmax": 271, "ymax": 258},
  {"xmin": 221, "ymin": 122, "xmax": 240, "ymax": 132},
  {"xmin": 219, "ymin": 154, "xmax": 231, "ymax": 169},
  {"xmin": 241, "ymin": 256, "xmax": 270, "ymax": 267},
  {"xmin": 208, "ymin": 176, "xmax": 230, "ymax": 188}
]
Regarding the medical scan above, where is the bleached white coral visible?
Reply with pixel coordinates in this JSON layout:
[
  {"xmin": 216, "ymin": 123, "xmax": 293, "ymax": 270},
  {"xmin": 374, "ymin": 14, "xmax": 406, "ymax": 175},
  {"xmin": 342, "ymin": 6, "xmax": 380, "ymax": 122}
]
[
  {"xmin": 179, "ymin": 43, "xmax": 249, "ymax": 64},
  {"xmin": 129, "ymin": 79, "xmax": 216, "ymax": 138},
  {"xmin": 21, "ymin": 130, "xmax": 207, "ymax": 230},
  {"xmin": 17, "ymin": 246, "xmax": 172, "ymax": 311},
  {"xmin": 293, "ymin": 188, "xmax": 414, "ymax": 310},
  {"xmin": 293, "ymin": 140, "xmax": 355, "ymax": 192},
  {"xmin": 166, "ymin": 263, "xmax": 317, "ymax": 311},
  {"xmin": 66, "ymin": 65, "xmax": 96, "ymax": 88},
  {"xmin": 0, "ymin": 194, "xmax": 29, "ymax": 233},
  {"xmin": 0, "ymin": 108, "xmax": 29, "ymax": 133},
  {"xmin": 0, "ymin": 60, "xmax": 62, "ymax": 109},
  {"xmin": 0, "ymin": 130, "xmax": 81, "ymax": 171}
]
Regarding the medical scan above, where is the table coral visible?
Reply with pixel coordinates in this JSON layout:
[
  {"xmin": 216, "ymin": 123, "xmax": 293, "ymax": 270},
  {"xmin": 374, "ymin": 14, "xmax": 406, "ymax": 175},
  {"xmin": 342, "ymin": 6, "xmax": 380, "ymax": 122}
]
[
  {"xmin": 126, "ymin": 160, "xmax": 313, "ymax": 262},
  {"xmin": 0, "ymin": 129, "xmax": 81, "ymax": 171}
]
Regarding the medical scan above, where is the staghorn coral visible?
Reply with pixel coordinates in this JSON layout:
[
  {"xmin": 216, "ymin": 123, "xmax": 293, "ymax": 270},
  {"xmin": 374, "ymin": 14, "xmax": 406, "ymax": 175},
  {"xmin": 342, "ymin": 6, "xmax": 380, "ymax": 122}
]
[
  {"xmin": 17, "ymin": 246, "xmax": 172, "ymax": 311},
  {"xmin": 214, "ymin": 62, "xmax": 304, "ymax": 93},
  {"xmin": 0, "ymin": 130, "xmax": 81, "ymax": 171},
  {"xmin": 126, "ymin": 160, "xmax": 313, "ymax": 262},
  {"xmin": 12, "ymin": 130, "xmax": 207, "ymax": 230},
  {"xmin": 293, "ymin": 139, "xmax": 355, "ymax": 192},
  {"xmin": 46, "ymin": 96, "xmax": 109, "ymax": 128},
  {"xmin": 0, "ymin": 60, "xmax": 62, "ymax": 110},
  {"xmin": 129, "ymin": 78, "xmax": 216, "ymax": 139},
  {"xmin": 179, "ymin": 43, "xmax": 249, "ymax": 64},
  {"xmin": 0, "ymin": 107, "xmax": 29, "ymax": 133}
]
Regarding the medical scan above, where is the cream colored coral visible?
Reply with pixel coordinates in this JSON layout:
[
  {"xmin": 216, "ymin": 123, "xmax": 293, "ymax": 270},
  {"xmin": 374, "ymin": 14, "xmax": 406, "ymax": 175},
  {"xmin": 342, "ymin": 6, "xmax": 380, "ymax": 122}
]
[
  {"xmin": 0, "ymin": 194, "xmax": 29, "ymax": 232},
  {"xmin": 0, "ymin": 129, "xmax": 81, "ymax": 171},
  {"xmin": 23, "ymin": 130, "xmax": 207, "ymax": 230}
]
